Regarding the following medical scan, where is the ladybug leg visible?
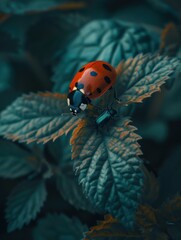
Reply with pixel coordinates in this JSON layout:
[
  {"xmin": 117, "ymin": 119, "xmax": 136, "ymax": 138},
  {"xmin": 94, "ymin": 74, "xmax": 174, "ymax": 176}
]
[
  {"xmin": 113, "ymin": 87, "xmax": 118, "ymax": 100},
  {"xmin": 105, "ymin": 87, "xmax": 117, "ymax": 109},
  {"xmin": 112, "ymin": 87, "xmax": 122, "ymax": 104}
]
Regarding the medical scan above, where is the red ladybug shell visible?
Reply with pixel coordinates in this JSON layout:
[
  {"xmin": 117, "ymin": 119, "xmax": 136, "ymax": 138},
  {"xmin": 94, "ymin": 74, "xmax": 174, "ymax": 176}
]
[{"xmin": 69, "ymin": 61, "xmax": 117, "ymax": 99}]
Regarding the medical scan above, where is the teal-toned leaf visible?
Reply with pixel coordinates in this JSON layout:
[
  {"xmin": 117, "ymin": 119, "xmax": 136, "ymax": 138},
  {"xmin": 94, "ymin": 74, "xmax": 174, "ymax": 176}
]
[
  {"xmin": 53, "ymin": 19, "xmax": 158, "ymax": 92},
  {"xmin": 160, "ymin": 71, "xmax": 181, "ymax": 120},
  {"xmin": 33, "ymin": 213, "xmax": 87, "ymax": 240},
  {"xmin": 0, "ymin": 0, "xmax": 71, "ymax": 14},
  {"xmin": 6, "ymin": 179, "xmax": 47, "ymax": 232},
  {"xmin": 56, "ymin": 172, "xmax": 95, "ymax": 213},
  {"xmin": 25, "ymin": 13, "xmax": 88, "ymax": 65},
  {"xmin": 116, "ymin": 54, "xmax": 180, "ymax": 105},
  {"xmin": 0, "ymin": 57, "xmax": 13, "ymax": 92},
  {"xmin": 49, "ymin": 136, "xmax": 95, "ymax": 212},
  {"xmin": 158, "ymin": 146, "xmax": 181, "ymax": 204},
  {"xmin": 0, "ymin": 140, "xmax": 35, "ymax": 178},
  {"xmin": 71, "ymin": 118, "xmax": 144, "ymax": 229},
  {"xmin": 0, "ymin": 14, "xmax": 42, "ymax": 51},
  {"xmin": 146, "ymin": 0, "xmax": 180, "ymax": 19},
  {"xmin": 0, "ymin": 92, "xmax": 80, "ymax": 143},
  {"xmin": 0, "ymin": 29, "xmax": 19, "ymax": 54}
]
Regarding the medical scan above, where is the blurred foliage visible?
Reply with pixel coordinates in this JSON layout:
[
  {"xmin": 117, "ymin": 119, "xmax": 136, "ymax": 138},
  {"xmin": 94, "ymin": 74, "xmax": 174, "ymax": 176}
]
[
  {"xmin": 53, "ymin": 20, "xmax": 159, "ymax": 92},
  {"xmin": 0, "ymin": 53, "xmax": 179, "ymax": 231},
  {"xmin": 6, "ymin": 179, "xmax": 47, "ymax": 232},
  {"xmin": 0, "ymin": 0, "xmax": 180, "ymax": 240},
  {"xmin": 0, "ymin": 0, "xmax": 77, "ymax": 14},
  {"xmin": 85, "ymin": 195, "xmax": 181, "ymax": 240},
  {"xmin": 33, "ymin": 213, "xmax": 87, "ymax": 240}
]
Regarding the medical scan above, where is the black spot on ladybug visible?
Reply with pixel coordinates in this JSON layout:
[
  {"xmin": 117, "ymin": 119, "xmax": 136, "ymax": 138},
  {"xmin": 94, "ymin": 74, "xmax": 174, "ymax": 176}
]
[
  {"xmin": 104, "ymin": 76, "xmax": 111, "ymax": 84},
  {"xmin": 103, "ymin": 64, "xmax": 112, "ymax": 71},
  {"xmin": 75, "ymin": 82, "xmax": 84, "ymax": 89},
  {"xmin": 79, "ymin": 67, "xmax": 85, "ymax": 72},
  {"xmin": 97, "ymin": 88, "xmax": 101, "ymax": 93},
  {"xmin": 90, "ymin": 71, "xmax": 97, "ymax": 76}
]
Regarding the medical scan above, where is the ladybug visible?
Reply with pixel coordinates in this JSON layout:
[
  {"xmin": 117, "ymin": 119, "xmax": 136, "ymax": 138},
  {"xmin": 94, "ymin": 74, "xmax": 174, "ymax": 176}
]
[{"xmin": 67, "ymin": 60, "xmax": 117, "ymax": 115}]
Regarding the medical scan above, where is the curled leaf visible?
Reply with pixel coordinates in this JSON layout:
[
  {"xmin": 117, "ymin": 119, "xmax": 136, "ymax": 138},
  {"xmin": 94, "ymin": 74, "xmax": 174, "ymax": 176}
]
[
  {"xmin": 71, "ymin": 118, "xmax": 144, "ymax": 229},
  {"xmin": 0, "ymin": 92, "xmax": 80, "ymax": 143}
]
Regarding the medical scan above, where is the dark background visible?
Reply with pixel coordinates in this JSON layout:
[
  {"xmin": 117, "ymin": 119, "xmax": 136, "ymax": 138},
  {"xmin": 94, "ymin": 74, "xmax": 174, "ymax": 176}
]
[{"xmin": 0, "ymin": 0, "xmax": 181, "ymax": 239}]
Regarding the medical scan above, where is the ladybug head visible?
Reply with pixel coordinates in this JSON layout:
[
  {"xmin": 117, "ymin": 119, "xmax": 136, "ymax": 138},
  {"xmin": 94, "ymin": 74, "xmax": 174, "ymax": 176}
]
[{"xmin": 67, "ymin": 90, "xmax": 89, "ymax": 116}]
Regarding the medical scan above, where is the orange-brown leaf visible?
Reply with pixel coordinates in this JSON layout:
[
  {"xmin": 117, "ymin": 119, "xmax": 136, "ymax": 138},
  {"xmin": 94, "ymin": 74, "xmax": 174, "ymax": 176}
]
[
  {"xmin": 159, "ymin": 195, "xmax": 181, "ymax": 222},
  {"xmin": 84, "ymin": 215, "xmax": 141, "ymax": 239},
  {"xmin": 137, "ymin": 205, "xmax": 157, "ymax": 229}
]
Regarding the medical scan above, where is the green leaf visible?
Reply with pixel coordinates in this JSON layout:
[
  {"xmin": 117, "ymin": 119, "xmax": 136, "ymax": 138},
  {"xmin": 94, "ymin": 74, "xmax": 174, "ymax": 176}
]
[
  {"xmin": 71, "ymin": 118, "xmax": 144, "ymax": 229},
  {"xmin": 48, "ymin": 136, "xmax": 95, "ymax": 212},
  {"xmin": 33, "ymin": 213, "xmax": 87, "ymax": 240},
  {"xmin": 0, "ymin": 140, "xmax": 35, "ymax": 178},
  {"xmin": 25, "ymin": 13, "xmax": 88, "ymax": 65},
  {"xmin": 0, "ymin": 92, "xmax": 80, "ymax": 143},
  {"xmin": 6, "ymin": 179, "xmax": 47, "ymax": 232},
  {"xmin": 116, "ymin": 54, "xmax": 180, "ymax": 105},
  {"xmin": 0, "ymin": 0, "xmax": 72, "ymax": 14},
  {"xmin": 56, "ymin": 172, "xmax": 95, "ymax": 213},
  {"xmin": 53, "ymin": 19, "xmax": 158, "ymax": 92}
]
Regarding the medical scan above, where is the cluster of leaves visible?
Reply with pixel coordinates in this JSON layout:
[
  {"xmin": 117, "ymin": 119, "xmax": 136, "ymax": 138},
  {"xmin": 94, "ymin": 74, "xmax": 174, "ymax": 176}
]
[
  {"xmin": 0, "ymin": 0, "xmax": 181, "ymax": 240},
  {"xmin": 0, "ymin": 137, "xmax": 94, "ymax": 233},
  {"xmin": 0, "ymin": 53, "xmax": 180, "ymax": 234},
  {"xmin": 84, "ymin": 195, "xmax": 181, "ymax": 240}
]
